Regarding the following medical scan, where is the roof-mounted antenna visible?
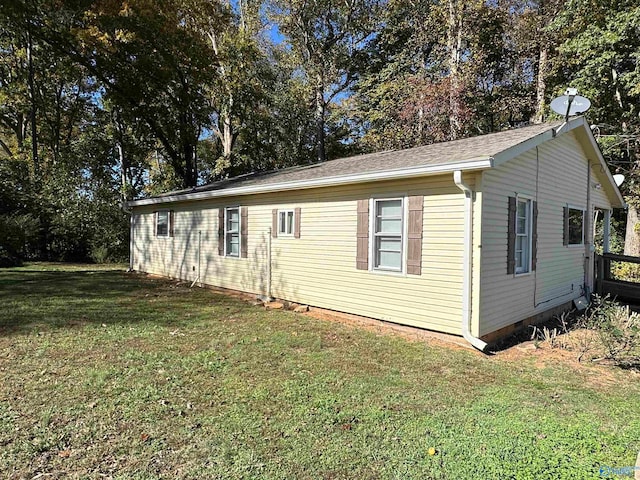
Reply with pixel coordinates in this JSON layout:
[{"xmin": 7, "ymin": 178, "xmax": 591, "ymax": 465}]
[{"xmin": 550, "ymin": 88, "xmax": 591, "ymax": 135}]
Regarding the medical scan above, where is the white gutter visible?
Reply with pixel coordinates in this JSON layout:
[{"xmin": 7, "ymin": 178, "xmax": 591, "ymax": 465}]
[
  {"xmin": 128, "ymin": 214, "xmax": 134, "ymax": 271},
  {"xmin": 128, "ymin": 158, "xmax": 493, "ymax": 207},
  {"xmin": 453, "ymin": 170, "xmax": 489, "ymax": 352},
  {"xmin": 120, "ymin": 200, "xmax": 134, "ymax": 272}
]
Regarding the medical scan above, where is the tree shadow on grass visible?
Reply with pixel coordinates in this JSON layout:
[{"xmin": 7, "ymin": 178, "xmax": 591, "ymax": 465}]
[{"xmin": 0, "ymin": 267, "xmax": 234, "ymax": 336}]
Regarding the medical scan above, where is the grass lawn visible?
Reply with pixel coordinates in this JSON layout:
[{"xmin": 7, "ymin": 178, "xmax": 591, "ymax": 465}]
[{"xmin": 1, "ymin": 264, "xmax": 639, "ymax": 479}]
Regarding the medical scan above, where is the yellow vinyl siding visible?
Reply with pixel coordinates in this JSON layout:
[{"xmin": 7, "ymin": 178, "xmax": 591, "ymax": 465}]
[
  {"xmin": 131, "ymin": 175, "xmax": 469, "ymax": 335},
  {"xmin": 478, "ymin": 131, "xmax": 612, "ymax": 336}
]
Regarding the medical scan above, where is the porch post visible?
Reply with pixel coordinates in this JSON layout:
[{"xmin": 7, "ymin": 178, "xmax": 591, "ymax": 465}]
[
  {"xmin": 603, "ymin": 209, "xmax": 611, "ymax": 253},
  {"xmin": 585, "ymin": 163, "xmax": 593, "ymax": 294}
]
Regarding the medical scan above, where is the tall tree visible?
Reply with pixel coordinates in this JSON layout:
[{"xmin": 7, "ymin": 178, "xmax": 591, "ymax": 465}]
[
  {"xmin": 509, "ymin": 0, "xmax": 565, "ymax": 124},
  {"xmin": 555, "ymin": 1, "xmax": 640, "ymax": 254},
  {"xmin": 350, "ymin": 0, "xmax": 529, "ymax": 149},
  {"xmin": 25, "ymin": 0, "xmax": 223, "ymax": 188},
  {"xmin": 187, "ymin": 0, "xmax": 275, "ymax": 177},
  {"xmin": 0, "ymin": 22, "xmax": 30, "ymax": 158},
  {"xmin": 270, "ymin": 0, "xmax": 384, "ymax": 162},
  {"xmin": 347, "ymin": 0, "xmax": 445, "ymax": 150}
]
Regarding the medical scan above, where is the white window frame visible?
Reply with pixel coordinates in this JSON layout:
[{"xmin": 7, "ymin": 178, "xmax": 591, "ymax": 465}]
[
  {"xmin": 156, "ymin": 210, "xmax": 170, "ymax": 238},
  {"xmin": 514, "ymin": 196, "xmax": 533, "ymax": 275},
  {"xmin": 224, "ymin": 206, "xmax": 241, "ymax": 258},
  {"xmin": 567, "ymin": 205, "xmax": 585, "ymax": 247},
  {"xmin": 278, "ymin": 209, "xmax": 295, "ymax": 237},
  {"xmin": 369, "ymin": 197, "xmax": 406, "ymax": 274}
]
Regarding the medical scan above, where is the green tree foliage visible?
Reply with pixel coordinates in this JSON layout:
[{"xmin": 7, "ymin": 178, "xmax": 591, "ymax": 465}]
[
  {"xmin": 0, "ymin": 0, "xmax": 638, "ymax": 264},
  {"xmin": 269, "ymin": 0, "xmax": 384, "ymax": 162},
  {"xmin": 553, "ymin": 1, "xmax": 640, "ymax": 253},
  {"xmin": 351, "ymin": 0, "xmax": 545, "ymax": 151},
  {"xmin": 59, "ymin": 0, "xmax": 222, "ymax": 189}
]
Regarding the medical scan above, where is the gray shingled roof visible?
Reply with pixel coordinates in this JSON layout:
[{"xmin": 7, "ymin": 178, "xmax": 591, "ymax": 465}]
[{"xmin": 159, "ymin": 122, "xmax": 559, "ymax": 199}]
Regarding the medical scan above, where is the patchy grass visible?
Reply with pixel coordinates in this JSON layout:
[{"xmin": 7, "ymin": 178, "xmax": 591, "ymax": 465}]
[{"xmin": 1, "ymin": 263, "xmax": 639, "ymax": 479}]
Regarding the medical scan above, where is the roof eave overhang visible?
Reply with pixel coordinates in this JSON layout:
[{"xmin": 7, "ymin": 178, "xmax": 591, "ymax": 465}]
[
  {"xmin": 576, "ymin": 123, "xmax": 626, "ymax": 209},
  {"xmin": 491, "ymin": 117, "xmax": 625, "ymax": 209},
  {"xmin": 127, "ymin": 157, "xmax": 494, "ymax": 208},
  {"xmin": 491, "ymin": 125, "xmax": 562, "ymax": 167}
]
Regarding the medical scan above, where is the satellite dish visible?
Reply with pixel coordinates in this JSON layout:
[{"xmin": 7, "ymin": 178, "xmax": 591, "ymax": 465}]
[
  {"xmin": 613, "ymin": 174, "xmax": 625, "ymax": 187},
  {"xmin": 550, "ymin": 88, "xmax": 591, "ymax": 121}
]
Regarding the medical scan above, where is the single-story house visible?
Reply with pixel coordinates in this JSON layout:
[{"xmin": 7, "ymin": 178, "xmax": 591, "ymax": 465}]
[{"xmin": 127, "ymin": 116, "xmax": 625, "ymax": 350}]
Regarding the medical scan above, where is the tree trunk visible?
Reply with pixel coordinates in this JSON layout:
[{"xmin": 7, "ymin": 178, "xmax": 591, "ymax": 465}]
[
  {"xmin": 624, "ymin": 204, "xmax": 640, "ymax": 256},
  {"xmin": 183, "ymin": 142, "xmax": 197, "ymax": 188},
  {"xmin": 0, "ymin": 138, "xmax": 13, "ymax": 158},
  {"xmin": 533, "ymin": 47, "xmax": 548, "ymax": 124},
  {"xmin": 52, "ymin": 82, "xmax": 63, "ymax": 166},
  {"xmin": 26, "ymin": 25, "xmax": 38, "ymax": 177},
  {"xmin": 417, "ymin": 104, "xmax": 424, "ymax": 143},
  {"xmin": 222, "ymin": 109, "xmax": 233, "ymax": 157},
  {"xmin": 116, "ymin": 142, "xmax": 131, "ymax": 202},
  {"xmin": 447, "ymin": 0, "xmax": 463, "ymax": 140},
  {"xmin": 208, "ymin": 30, "xmax": 236, "ymax": 161},
  {"xmin": 16, "ymin": 113, "xmax": 25, "ymax": 149},
  {"xmin": 612, "ymin": 67, "xmax": 624, "ymax": 109},
  {"xmin": 315, "ymin": 73, "xmax": 326, "ymax": 163}
]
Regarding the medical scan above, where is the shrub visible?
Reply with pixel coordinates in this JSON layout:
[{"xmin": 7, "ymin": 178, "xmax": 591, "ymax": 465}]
[
  {"xmin": 530, "ymin": 311, "xmax": 571, "ymax": 349},
  {"xmin": 610, "ymin": 261, "xmax": 640, "ymax": 282},
  {"xmin": 0, "ymin": 213, "xmax": 39, "ymax": 262},
  {"xmin": 90, "ymin": 245, "xmax": 110, "ymax": 264},
  {"xmin": 580, "ymin": 295, "xmax": 640, "ymax": 367},
  {"xmin": 0, "ymin": 245, "xmax": 22, "ymax": 267}
]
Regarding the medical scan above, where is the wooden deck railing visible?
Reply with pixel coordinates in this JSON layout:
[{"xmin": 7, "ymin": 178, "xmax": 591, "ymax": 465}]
[{"xmin": 595, "ymin": 253, "xmax": 640, "ymax": 300}]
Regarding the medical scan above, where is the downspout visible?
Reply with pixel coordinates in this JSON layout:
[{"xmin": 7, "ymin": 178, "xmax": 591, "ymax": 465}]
[
  {"xmin": 121, "ymin": 201, "xmax": 134, "ymax": 272},
  {"xmin": 128, "ymin": 214, "xmax": 134, "ymax": 272},
  {"xmin": 258, "ymin": 227, "xmax": 274, "ymax": 302},
  {"xmin": 453, "ymin": 171, "xmax": 488, "ymax": 352},
  {"xmin": 267, "ymin": 227, "xmax": 272, "ymax": 300}
]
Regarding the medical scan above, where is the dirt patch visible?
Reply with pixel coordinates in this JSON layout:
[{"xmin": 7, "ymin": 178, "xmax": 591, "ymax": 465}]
[
  {"xmin": 494, "ymin": 335, "xmax": 639, "ymax": 391},
  {"xmin": 299, "ymin": 307, "xmax": 478, "ymax": 353}
]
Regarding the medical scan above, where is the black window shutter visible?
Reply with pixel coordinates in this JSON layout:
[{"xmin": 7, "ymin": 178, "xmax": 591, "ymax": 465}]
[
  {"xmin": 294, "ymin": 207, "xmax": 301, "ymax": 239},
  {"xmin": 532, "ymin": 201, "xmax": 538, "ymax": 271},
  {"xmin": 153, "ymin": 211, "xmax": 158, "ymax": 236},
  {"xmin": 218, "ymin": 208, "xmax": 224, "ymax": 256},
  {"xmin": 406, "ymin": 196, "xmax": 423, "ymax": 275},
  {"xmin": 507, "ymin": 196, "xmax": 516, "ymax": 274},
  {"xmin": 169, "ymin": 210, "xmax": 175, "ymax": 237},
  {"xmin": 272, "ymin": 209, "xmax": 278, "ymax": 238},
  {"xmin": 356, "ymin": 199, "xmax": 369, "ymax": 270},
  {"xmin": 563, "ymin": 206, "xmax": 569, "ymax": 246},
  {"xmin": 240, "ymin": 207, "xmax": 248, "ymax": 258}
]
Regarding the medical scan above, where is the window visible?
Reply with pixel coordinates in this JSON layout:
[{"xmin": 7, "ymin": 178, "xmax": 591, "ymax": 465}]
[
  {"xmin": 156, "ymin": 210, "xmax": 170, "ymax": 237},
  {"xmin": 373, "ymin": 198, "xmax": 404, "ymax": 272},
  {"xmin": 515, "ymin": 198, "xmax": 532, "ymax": 274},
  {"xmin": 278, "ymin": 210, "xmax": 294, "ymax": 236},
  {"xmin": 568, "ymin": 208, "xmax": 584, "ymax": 245},
  {"xmin": 225, "ymin": 207, "xmax": 240, "ymax": 257}
]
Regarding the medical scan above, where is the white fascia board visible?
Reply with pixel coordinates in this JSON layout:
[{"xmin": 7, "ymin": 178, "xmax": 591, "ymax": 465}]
[
  {"xmin": 580, "ymin": 125, "xmax": 626, "ymax": 208},
  {"xmin": 127, "ymin": 157, "xmax": 493, "ymax": 207},
  {"xmin": 491, "ymin": 116, "xmax": 625, "ymax": 208},
  {"xmin": 491, "ymin": 127, "xmax": 560, "ymax": 167}
]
